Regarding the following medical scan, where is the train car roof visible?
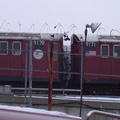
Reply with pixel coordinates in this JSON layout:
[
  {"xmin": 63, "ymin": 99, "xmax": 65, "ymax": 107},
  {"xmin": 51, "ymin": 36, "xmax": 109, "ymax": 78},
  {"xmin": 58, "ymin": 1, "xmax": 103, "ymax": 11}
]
[
  {"xmin": 0, "ymin": 32, "xmax": 64, "ymax": 41},
  {"xmin": 71, "ymin": 34, "xmax": 120, "ymax": 43}
]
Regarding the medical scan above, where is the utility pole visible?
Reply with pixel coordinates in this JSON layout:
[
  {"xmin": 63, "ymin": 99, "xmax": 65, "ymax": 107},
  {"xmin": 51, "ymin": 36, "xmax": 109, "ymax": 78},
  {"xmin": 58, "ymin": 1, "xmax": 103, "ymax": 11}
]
[
  {"xmin": 48, "ymin": 43, "xmax": 54, "ymax": 110},
  {"xmin": 79, "ymin": 23, "xmax": 101, "ymax": 117}
]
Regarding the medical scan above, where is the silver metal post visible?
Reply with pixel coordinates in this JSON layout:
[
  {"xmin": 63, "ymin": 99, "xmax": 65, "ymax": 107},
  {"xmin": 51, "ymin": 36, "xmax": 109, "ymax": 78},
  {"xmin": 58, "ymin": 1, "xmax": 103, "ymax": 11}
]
[
  {"xmin": 25, "ymin": 43, "xmax": 28, "ymax": 98},
  {"xmin": 79, "ymin": 42, "xmax": 84, "ymax": 116},
  {"xmin": 80, "ymin": 27, "xmax": 87, "ymax": 117},
  {"xmin": 29, "ymin": 37, "xmax": 33, "ymax": 107},
  {"xmin": 85, "ymin": 110, "xmax": 120, "ymax": 120},
  {"xmin": 79, "ymin": 23, "xmax": 101, "ymax": 116}
]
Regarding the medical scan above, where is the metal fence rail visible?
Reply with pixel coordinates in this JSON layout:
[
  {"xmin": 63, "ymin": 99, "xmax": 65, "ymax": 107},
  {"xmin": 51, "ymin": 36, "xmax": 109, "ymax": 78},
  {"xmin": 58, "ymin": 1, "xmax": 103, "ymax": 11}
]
[
  {"xmin": 11, "ymin": 87, "xmax": 81, "ymax": 95},
  {"xmin": 85, "ymin": 110, "xmax": 120, "ymax": 120}
]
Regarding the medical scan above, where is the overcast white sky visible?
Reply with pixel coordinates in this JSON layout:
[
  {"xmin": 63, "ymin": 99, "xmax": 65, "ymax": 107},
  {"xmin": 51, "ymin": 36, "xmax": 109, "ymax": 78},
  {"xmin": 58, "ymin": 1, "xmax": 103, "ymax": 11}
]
[{"xmin": 0, "ymin": 0, "xmax": 120, "ymax": 35}]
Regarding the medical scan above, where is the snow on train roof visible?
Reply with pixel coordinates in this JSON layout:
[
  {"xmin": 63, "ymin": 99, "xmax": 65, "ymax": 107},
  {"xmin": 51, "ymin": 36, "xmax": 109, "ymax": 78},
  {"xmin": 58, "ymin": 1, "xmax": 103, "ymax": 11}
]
[
  {"xmin": 0, "ymin": 105, "xmax": 81, "ymax": 119},
  {"xmin": 72, "ymin": 34, "xmax": 120, "ymax": 43},
  {"xmin": 0, "ymin": 32, "xmax": 64, "ymax": 41}
]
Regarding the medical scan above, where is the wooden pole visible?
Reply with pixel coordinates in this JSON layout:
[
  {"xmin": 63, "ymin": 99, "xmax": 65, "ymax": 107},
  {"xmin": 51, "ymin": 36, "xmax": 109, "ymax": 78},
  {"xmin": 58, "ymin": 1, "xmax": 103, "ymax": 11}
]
[{"xmin": 48, "ymin": 43, "xmax": 54, "ymax": 110}]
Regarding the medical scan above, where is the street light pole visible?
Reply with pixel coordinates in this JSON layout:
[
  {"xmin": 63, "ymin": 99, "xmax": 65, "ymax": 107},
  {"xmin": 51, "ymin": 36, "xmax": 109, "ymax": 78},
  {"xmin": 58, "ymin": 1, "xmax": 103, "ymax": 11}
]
[
  {"xmin": 79, "ymin": 23, "xmax": 101, "ymax": 117},
  {"xmin": 80, "ymin": 26, "xmax": 88, "ymax": 117}
]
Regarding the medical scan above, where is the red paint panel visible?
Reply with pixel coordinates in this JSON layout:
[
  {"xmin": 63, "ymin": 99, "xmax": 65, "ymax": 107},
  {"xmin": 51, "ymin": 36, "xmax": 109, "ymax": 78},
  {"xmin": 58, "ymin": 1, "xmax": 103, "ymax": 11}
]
[
  {"xmin": 0, "ymin": 55, "xmax": 9, "ymax": 76},
  {"xmin": 84, "ymin": 56, "xmax": 99, "ymax": 80},
  {"xmin": 32, "ymin": 40, "xmax": 63, "ymax": 80},
  {"xmin": 112, "ymin": 58, "xmax": 120, "ymax": 79},
  {"xmin": 99, "ymin": 58, "xmax": 111, "ymax": 80}
]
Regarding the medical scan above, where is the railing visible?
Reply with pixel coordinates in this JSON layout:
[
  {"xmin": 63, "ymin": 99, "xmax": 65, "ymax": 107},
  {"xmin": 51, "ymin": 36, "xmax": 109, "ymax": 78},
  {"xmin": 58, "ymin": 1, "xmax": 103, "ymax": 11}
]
[
  {"xmin": 11, "ymin": 87, "xmax": 81, "ymax": 95},
  {"xmin": 85, "ymin": 110, "xmax": 120, "ymax": 120}
]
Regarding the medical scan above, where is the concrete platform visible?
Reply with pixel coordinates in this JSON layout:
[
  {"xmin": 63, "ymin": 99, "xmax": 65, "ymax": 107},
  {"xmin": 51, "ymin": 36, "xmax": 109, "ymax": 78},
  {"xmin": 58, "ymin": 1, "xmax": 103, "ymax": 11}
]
[{"xmin": 0, "ymin": 93, "xmax": 120, "ymax": 119}]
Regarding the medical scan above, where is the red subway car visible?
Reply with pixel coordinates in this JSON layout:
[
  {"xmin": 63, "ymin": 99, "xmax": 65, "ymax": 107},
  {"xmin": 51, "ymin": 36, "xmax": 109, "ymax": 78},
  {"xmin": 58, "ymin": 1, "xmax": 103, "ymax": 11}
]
[
  {"xmin": 70, "ymin": 34, "xmax": 120, "ymax": 95},
  {"xmin": 0, "ymin": 32, "xmax": 64, "ymax": 87}
]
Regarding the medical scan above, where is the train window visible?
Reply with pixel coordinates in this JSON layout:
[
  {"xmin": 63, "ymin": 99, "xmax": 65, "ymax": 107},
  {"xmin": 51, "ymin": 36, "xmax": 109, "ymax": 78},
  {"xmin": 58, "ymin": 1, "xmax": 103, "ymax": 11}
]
[
  {"xmin": 12, "ymin": 41, "xmax": 21, "ymax": 55},
  {"xmin": 0, "ymin": 41, "xmax": 8, "ymax": 55},
  {"xmin": 101, "ymin": 44, "xmax": 109, "ymax": 57},
  {"xmin": 113, "ymin": 45, "xmax": 120, "ymax": 58},
  {"xmin": 48, "ymin": 43, "xmax": 58, "ymax": 61}
]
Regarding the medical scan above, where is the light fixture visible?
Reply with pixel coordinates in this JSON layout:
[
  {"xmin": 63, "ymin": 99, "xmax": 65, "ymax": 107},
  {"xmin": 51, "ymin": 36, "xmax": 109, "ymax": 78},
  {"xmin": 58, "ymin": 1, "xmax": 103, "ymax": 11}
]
[
  {"xmin": 54, "ymin": 23, "xmax": 64, "ymax": 33},
  {"xmin": 54, "ymin": 23, "xmax": 61, "ymax": 28},
  {"xmin": 86, "ymin": 23, "xmax": 101, "ymax": 33},
  {"xmin": 80, "ymin": 22, "xmax": 101, "ymax": 117}
]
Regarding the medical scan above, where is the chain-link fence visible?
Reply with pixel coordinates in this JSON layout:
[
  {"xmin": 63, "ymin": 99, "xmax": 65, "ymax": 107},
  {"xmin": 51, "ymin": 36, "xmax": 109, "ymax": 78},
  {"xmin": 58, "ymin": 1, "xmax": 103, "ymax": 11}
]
[{"xmin": 0, "ymin": 32, "xmax": 120, "ymax": 96}]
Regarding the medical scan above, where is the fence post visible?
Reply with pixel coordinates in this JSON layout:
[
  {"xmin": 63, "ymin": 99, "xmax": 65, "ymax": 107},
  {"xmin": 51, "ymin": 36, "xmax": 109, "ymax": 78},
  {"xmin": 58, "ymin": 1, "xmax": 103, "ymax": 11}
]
[
  {"xmin": 25, "ymin": 43, "xmax": 28, "ymax": 99},
  {"xmin": 29, "ymin": 37, "xmax": 33, "ymax": 107}
]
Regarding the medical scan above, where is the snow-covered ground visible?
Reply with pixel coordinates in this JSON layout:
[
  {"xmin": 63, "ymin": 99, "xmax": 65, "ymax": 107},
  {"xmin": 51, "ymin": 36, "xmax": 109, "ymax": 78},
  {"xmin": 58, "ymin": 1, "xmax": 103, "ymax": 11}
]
[
  {"xmin": 32, "ymin": 95, "xmax": 120, "ymax": 103},
  {"xmin": 0, "ymin": 104, "xmax": 82, "ymax": 120}
]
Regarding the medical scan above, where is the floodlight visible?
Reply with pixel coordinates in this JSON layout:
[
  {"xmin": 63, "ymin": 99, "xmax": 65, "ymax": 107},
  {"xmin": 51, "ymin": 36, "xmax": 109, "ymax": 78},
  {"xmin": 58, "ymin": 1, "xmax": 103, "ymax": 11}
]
[{"xmin": 86, "ymin": 23, "xmax": 101, "ymax": 33}]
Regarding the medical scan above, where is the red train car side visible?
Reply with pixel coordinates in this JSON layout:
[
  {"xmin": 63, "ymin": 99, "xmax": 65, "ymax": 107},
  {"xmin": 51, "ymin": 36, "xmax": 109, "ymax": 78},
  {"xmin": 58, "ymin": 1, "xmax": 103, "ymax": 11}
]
[
  {"xmin": 0, "ymin": 32, "xmax": 64, "ymax": 87},
  {"xmin": 70, "ymin": 34, "xmax": 120, "ymax": 95}
]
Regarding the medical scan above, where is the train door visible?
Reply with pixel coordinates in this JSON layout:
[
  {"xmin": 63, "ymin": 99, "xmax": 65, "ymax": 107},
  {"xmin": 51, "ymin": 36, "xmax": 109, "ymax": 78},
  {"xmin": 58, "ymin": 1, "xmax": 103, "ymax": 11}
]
[
  {"xmin": 99, "ymin": 43, "xmax": 111, "ymax": 82},
  {"xmin": 70, "ymin": 34, "xmax": 81, "ymax": 88},
  {"xmin": 112, "ymin": 44, "xmax": 120, "ymax": 82},
  {"xmin": 32, "ymin": 34, "xmax": 63, "ymax": 88},
  {"xmin": 8, "ymin": 40, "xmax": 24, "ymax": 83},
  {"xmin": 32, "ymin": 38, "xmax": 48, "ymax": 83}
]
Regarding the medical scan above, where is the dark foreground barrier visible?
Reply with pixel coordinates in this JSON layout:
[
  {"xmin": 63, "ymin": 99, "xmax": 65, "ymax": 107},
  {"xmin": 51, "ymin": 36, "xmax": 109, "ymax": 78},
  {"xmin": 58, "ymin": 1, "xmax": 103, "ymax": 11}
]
[
  {"xmin": 0, "ymin": 105, "xmax": 82, "ymax": 120},
  {"xmin": 85, "ymin": 110, "xmax": 120, "ymax": 120},
  {"xmin": 1, "ymin": 105, "xmax": 120, "ymax": 120}
]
